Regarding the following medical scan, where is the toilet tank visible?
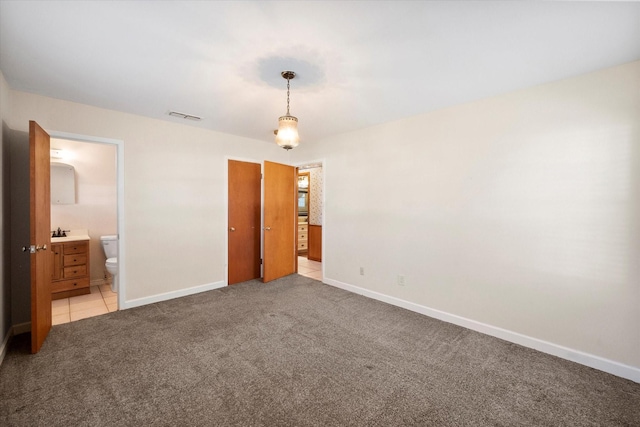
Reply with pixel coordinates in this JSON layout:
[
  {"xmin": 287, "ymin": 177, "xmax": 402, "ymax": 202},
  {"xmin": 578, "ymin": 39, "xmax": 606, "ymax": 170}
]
[{"xmin": 100, "ymin": 235, "xmax": 118, "ymax": 259}]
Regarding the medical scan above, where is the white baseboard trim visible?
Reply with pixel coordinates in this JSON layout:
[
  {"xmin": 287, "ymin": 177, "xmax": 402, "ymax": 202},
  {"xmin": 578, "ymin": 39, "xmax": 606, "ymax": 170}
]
[
  {"xmin": 0, "ymin": 327, "xmax": 11, "ymax": 366},
  {"xmin": 323, "ymin": 277, "xmax": 640, "ymax": 384},
  {"xmin": 121, "ymin": 281, "xmax": 226, "ymax": 310}
]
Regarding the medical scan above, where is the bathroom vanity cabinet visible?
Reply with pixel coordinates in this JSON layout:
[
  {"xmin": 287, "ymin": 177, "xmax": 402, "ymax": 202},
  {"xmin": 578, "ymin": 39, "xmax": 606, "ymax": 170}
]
[
  {"xmin": 298, "ymin": 222, "xmax": 308, "ymax": 254},
  {"xmin": 51, "ymin": 240, "xmax": 91, "ymax": 300}
]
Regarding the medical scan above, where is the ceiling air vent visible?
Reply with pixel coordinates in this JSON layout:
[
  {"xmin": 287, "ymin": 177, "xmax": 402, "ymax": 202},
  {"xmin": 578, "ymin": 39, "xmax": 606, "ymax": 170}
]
[{"xmin": 168, "ymin": 111, "xmax": 202, "ymax": 121}]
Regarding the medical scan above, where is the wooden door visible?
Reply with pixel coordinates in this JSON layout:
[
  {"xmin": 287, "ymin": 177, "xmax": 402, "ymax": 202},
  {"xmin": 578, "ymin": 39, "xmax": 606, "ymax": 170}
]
[
  {"xmin": 263, "ymin": 161, "xmax": 296, "ymax": 282},
  {"xmin": 29, "ymin": 121, "xmax": 52, "ymax": 353},
  {"xmin": 228, "ymin": 160, "xmax": 261, "ymax": 285}
]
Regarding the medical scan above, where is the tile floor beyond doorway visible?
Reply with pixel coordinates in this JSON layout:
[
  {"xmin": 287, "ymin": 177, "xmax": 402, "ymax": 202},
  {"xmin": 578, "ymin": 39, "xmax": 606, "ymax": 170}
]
[
  {"xmin": 52, "ymin": 283, "xmax": 117, "ymax": 325},
  {"xmin": 298, "ymin": 256, "xmax": 322, "ymax": 281}
]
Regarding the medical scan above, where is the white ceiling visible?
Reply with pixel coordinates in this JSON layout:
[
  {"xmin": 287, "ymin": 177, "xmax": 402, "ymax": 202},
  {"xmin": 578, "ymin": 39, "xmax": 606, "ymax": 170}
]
[{"xmin": 1, "ymin": 1, "xmax": 639, "ymax": 144}]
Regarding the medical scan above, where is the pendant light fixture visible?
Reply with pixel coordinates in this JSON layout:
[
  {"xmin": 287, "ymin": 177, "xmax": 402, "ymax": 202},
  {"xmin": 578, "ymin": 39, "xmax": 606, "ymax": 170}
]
[{"xmin": 275, "ymin": 71, "xmax": 300, "ymax": 150}]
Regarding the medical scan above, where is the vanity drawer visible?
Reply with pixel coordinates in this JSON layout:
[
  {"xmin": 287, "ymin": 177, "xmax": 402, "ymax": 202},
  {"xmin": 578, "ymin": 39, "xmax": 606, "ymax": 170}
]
[
  {"xmin": 64, "ymin": 265, "xmax": 87, "ymax": 278},
  {"xmin": 299, "ymin": 233, "xmax": 307, "ymax": 241},
  {"xmin": 298, "ymin": 241, "xmax": 308, "ymax": 250},
  {"xmin": 51, "ymin": 277, "xmax": 89, "ymax": 293},
  {"xmin": 298, "ymin": 224, "xmax": 308, "ymax": 233},
  {"xmin": 63, "ymin": 242, "xmax": 88, "ymax": 255},
  {"xmin": 63, "ymin": 254, "xmax": 87, "ymax": 266}
]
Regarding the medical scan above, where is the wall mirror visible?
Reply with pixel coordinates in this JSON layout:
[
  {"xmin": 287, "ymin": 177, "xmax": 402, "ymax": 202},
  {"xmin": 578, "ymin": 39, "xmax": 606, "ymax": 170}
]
[
  {"xmin": 298, "ymin": 172, "xmax": 310, "ymax": 220},
  {"xmin": 51, "ymin": 162, "xmax": 76, "ymax": 204}
]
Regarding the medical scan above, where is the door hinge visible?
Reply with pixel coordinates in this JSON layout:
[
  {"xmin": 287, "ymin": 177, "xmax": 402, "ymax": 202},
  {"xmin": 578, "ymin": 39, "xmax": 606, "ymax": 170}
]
[{"xmin": 260, "ymin": 258, "xmax": 263, "ymax": 265}]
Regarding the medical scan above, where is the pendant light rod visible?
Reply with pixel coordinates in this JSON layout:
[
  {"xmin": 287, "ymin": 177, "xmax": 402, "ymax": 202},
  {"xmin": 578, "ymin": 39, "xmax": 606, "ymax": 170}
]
[{"xmin": 282, "ymin": 71, "xmax": 295, "ymax": 116}]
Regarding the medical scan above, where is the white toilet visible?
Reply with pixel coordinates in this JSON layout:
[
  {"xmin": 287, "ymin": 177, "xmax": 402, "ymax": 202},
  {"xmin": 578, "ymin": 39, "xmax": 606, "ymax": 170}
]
[{"xmin": 100, "ymin": 235, "xmax": 118, "ymax": 293}]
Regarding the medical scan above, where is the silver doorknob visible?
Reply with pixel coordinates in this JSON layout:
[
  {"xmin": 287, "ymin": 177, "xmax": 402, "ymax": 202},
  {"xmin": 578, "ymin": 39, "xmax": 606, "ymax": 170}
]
[
  {"xmin": 36, "ymin": 244, "xmax": 47, "ymax": 251},
  {"xmin": 229, "ymin": 227, "xmax": 235, "ymax": 232},
  {"xmin": 264, "ymin": 227, "xmax": 271, "ymax": 231},
  {"xmin": 22, "ymin": 245, "xmax": 36, "ymax": 253}
]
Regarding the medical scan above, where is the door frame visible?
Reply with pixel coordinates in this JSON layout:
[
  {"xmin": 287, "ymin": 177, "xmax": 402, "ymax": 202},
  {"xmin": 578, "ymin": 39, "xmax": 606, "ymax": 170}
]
[
  {"xmin": 224, "ymin": 157, "xmax": 324, "ymax": 284},
  {"xmin": 47, "ymin": 130, "xmax": 125, "ymax": 309},
  {"xmin": 294, "ymin": 158, "xmax": 326, "ymax": 277},
  {"xmin": 224, "ymin": 156, "xmax": 265, "ymax": 285}
]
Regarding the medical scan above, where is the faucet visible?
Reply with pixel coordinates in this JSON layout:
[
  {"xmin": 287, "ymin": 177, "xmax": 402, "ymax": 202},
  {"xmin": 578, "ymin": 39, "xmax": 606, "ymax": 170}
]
[{"xmin": 51, "ymin": 228, "xmax": 68, "ymax": 238}]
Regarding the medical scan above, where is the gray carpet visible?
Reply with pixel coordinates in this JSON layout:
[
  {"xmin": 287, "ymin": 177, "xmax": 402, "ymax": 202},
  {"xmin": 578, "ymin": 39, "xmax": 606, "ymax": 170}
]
[{"xmin": 1, "ymin": 275, "xmax": 639, "ymax": 426}]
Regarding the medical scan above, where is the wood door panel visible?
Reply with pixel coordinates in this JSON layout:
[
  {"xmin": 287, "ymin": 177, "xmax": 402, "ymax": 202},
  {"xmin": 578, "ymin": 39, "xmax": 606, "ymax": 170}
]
[
  {"xmin": 228, "ymin": 160, "xmax": 261, "ymax": 285},
  {"xmin": 263, "ymin": 161, "xmax": 296, "ymax": 283},
  {"xmin": 30, "ymin": 121, "xmax": 52, "ymax": 353}
]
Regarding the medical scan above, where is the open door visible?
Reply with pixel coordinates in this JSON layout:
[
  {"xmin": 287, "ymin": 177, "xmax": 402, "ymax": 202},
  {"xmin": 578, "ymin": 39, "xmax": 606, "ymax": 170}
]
[
  {"xmin": 263, "ymin": 161, "xmax": 296, "ymax": 282},
  {"xmin": 29, "ymin": 121, "xmax": 52, "ymax": 353},
  {"xmin": 228, "ymin": 160, "xmax": 261, "ymax": 285}
]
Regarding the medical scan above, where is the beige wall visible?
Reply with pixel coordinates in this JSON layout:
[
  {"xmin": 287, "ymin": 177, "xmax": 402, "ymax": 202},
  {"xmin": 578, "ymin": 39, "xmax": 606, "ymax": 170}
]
[
  {"xmin": 50, "ymin": 138, "xmax": 117, "ymax": 282},
  {"xmin": 8, "ymin": 91, "xmax": 289, "ymax": 303},
  {"xmin": 0, "ymin": 70, "xmax": 10, "ymax": 339},
  {"xmin": 292, "ymin": 61, "xmax": 640, "ymax": 370}
]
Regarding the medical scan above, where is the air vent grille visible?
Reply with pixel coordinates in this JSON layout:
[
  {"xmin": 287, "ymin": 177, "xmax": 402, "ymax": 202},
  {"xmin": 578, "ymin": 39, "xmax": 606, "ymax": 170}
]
[{"xmin": 169, "ymin": 111, "xmax": 202, "ymax": 121}]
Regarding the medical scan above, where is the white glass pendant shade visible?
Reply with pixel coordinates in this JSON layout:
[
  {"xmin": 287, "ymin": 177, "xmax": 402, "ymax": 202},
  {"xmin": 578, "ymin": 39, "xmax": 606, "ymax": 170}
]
[{"xmin": 275, "ymin": 115, "xmax": 300, "ymax": 150}]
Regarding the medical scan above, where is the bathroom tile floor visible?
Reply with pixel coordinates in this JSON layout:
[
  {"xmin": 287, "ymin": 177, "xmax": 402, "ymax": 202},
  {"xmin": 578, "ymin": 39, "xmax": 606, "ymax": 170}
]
[
  {"xmin": 298, "ymin": 256, "xmax": 322, "ymax": 281},
  {"xmin": 52, "ymin": 283, "xmax": 118, "ymax": 325}
]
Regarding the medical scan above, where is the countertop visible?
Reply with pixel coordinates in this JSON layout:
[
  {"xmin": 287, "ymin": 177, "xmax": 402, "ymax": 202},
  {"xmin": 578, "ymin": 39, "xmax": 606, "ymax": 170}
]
[{"xmin": 51, "ymin": 229, "xmax": 90, "ymax": 243}]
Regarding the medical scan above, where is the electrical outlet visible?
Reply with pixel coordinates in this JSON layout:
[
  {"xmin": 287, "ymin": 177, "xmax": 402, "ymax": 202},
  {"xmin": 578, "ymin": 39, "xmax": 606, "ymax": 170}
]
[
  {"xmin": 397, "ymin": 275, "xmax": 405, "ymax": 286},
  {"xmin": 360, "ymin": 267, "xmax": 364, "ymax": 276}
]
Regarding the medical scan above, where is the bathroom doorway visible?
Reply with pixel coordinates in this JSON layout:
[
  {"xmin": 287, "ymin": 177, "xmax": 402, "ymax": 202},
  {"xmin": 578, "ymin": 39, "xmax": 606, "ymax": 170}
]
[
  {"xmin": 47, "ymin": 131, "xmax": 124, "ymax": 324},
  {"xmin": 296, "ymin": 160, "xmax": 324, "ymax": 282}
]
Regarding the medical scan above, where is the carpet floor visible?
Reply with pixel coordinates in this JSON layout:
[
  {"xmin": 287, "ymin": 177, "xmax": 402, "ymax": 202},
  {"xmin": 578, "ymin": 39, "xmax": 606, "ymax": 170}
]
[{"xmin": 1, "ymin": 275, "xmax": 639, "ymax": 426}]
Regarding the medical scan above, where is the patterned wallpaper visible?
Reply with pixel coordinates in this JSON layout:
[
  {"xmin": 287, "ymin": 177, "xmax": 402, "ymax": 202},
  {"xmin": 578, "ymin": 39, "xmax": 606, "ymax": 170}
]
[{"xmin": 305, "ymin": 166, "xmax": 323, "ymax": 225}]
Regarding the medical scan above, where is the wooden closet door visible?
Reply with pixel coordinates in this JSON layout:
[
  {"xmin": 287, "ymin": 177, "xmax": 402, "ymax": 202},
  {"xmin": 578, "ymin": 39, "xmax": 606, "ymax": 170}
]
[
  {"xmin": 263, "ymin": 161, "xmax": 296, "ymax": 282},
  {"xmin": 228, "ymin": 160, "xmax": 261, "ymax": 285}
]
